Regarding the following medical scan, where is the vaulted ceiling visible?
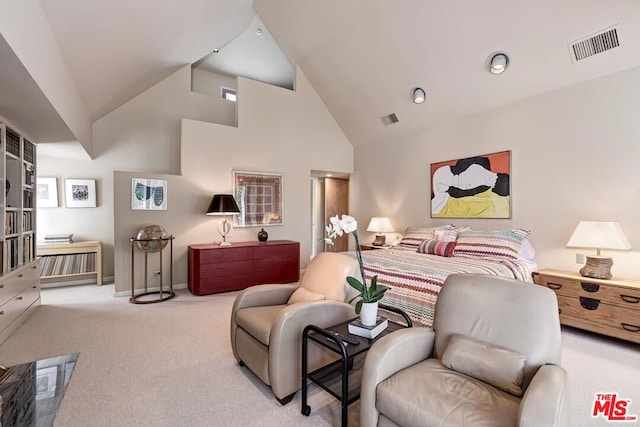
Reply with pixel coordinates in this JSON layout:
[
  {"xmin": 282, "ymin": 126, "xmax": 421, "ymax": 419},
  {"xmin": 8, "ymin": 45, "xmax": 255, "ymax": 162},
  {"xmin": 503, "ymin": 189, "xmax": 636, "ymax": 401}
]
[{"xmin": 2, "ymin": 1, "xmax": 640, "ymax": 148}]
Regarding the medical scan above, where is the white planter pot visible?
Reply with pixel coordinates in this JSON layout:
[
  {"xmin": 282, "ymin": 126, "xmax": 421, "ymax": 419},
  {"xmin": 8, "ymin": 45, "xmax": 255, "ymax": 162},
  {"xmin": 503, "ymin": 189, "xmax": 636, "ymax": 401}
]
[{"xmin": 360, "ymin": 302, "xmax": 378, "ymax": 326}]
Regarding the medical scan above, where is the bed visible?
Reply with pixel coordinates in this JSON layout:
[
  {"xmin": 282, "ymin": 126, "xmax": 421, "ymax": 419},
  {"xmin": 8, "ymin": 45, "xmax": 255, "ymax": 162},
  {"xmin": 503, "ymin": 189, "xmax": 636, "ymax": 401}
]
[{"xmin": 344, "ymin": 226, "xmax": 537, "ymax": 327}]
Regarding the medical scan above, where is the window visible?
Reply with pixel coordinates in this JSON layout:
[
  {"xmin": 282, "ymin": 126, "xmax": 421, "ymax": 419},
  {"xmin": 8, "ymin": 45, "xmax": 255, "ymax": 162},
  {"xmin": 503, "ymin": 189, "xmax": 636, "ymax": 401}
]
[{"xmin": 221, "ymin": 87, "xmax": 237, "ymax": 102}]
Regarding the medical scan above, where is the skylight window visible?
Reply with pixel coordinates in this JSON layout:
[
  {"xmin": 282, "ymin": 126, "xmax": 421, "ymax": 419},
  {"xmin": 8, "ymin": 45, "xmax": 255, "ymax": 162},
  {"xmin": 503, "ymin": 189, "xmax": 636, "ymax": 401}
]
[{"xmin": 221, "ymin": 87, "xmax": 237, "ymax": 102}]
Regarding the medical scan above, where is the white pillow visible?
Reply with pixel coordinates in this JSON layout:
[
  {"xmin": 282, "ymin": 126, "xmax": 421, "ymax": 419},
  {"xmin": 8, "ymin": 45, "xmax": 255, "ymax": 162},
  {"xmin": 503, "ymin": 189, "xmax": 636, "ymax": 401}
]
[{"xmin": 518, "ymin": 239, "xmax": 536, "ymax": 261}]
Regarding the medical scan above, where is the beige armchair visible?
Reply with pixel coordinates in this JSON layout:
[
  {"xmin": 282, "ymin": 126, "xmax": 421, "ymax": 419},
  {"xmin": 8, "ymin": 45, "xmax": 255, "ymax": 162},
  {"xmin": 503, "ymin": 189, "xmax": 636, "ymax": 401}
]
[
  {"xmin": 230, "ymin": 252, "xmax": 360, "ymax": 405},
  {"xmin": 361, "ymin": 273, "xmax": 570, "ymax": 427}
]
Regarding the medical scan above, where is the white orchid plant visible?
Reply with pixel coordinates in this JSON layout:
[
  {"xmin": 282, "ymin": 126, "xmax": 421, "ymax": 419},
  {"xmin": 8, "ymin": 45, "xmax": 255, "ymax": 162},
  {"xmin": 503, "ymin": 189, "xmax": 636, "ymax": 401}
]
[{"xmin": 324, "ymin": 214, "xmax": 389, "ymax": 314}]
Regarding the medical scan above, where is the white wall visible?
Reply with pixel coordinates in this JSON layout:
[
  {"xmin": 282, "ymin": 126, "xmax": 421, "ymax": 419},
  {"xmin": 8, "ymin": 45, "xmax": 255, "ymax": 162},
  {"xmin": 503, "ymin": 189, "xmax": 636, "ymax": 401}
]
[
  {"xmin": 191, "ymin": 68, "xmax": 237, "ymax": 127},
  {"xmin": 37, "ymin": 65, "xmax": 221, "ymax": 280},
  {"xmin": 0, "ymin": 0, "xmax": 92, "ymax": 154},
  {"xmin": 101, "ymin": 67, "xmax": 353, "ymax": 292},
  {"xmin": 352, "ymin": 65, "xmax": 640, "ymax": 279}
]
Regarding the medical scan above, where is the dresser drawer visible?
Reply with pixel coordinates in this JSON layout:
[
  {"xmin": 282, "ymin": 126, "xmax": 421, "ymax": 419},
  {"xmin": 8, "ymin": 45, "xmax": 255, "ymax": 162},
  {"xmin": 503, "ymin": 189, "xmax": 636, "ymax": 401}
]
[
  {"xmin": 0, "ymin": 280, "xmax": 40, "ymax": 333},
  {"xmin": 556, "ymin": 295, "xmax": 640, "ymax": 343},
  {"xmin": 534, "ymin": 272, "xmax": 640, "ymax": 308},
  {"xmin": 0, "ymin": 261, "xmax": 40, "ymax": 303},
  {"xmin": 199, "ymin": 260, "xmax": 254, "ymax": 278},
  {"xmin": 196, "ymin": 247, "xmax": 254, "ymax": 264}
]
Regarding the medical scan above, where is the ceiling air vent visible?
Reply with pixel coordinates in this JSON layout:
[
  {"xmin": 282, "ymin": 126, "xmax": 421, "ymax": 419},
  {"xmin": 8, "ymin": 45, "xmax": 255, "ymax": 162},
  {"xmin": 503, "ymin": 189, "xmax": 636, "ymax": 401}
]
[
  {"xmin": 381, "ymin": 113, "xmax": 399, "ymax": 126},
  {"xmin": 569, "ymin": 26, "xmax": 619, "ymax": 63}
]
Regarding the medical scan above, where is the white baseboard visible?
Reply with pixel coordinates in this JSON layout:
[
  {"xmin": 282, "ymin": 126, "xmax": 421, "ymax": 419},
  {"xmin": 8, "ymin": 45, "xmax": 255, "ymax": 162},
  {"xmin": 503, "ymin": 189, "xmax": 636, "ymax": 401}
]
[{"xmin": 41, "ymin": 276, "xmax": 116, "ymax": 288}]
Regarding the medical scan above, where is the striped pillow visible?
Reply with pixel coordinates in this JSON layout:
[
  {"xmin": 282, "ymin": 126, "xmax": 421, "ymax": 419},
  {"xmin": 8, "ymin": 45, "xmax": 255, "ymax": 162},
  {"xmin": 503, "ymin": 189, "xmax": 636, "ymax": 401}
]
[
  {"xmin": 398, "ymin": 225, "xmax": 455, "ymax": 249},
  {"xmin": 417, "ymin": 239, "xmax": 457, "ymax": 257},
  {"xmin": 453, "ymin": 229, "xmax": 530, "ymax": 260}
]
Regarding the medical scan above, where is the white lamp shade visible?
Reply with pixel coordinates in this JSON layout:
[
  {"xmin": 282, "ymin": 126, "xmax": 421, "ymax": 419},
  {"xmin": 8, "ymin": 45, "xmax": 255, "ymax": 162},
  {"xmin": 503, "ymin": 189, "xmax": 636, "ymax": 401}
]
[
  {"xmin": 367, "ymin": 217, "xmax": 394, "ymax": 233},
  {"xmin": 566, "ymin": 221, "xmax": 631, "ymax": 251}
]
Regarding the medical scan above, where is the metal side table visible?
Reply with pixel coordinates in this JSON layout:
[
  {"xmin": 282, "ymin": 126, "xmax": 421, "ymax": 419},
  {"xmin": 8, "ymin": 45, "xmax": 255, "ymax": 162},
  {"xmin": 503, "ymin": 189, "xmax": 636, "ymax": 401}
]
[
  {"xmin": 301, "ymin": 304, "xmax": 412, "ymax": 426},
  {"xmin": 130, "ymin": 235, "xmax": 175, "ymax": 304}
]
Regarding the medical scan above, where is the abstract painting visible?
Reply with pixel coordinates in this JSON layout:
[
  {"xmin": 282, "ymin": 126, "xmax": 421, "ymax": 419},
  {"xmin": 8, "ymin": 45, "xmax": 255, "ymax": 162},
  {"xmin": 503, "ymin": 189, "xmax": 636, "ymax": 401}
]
[{"xmin": 431, "ymin": 150, "xmax": 511, "ymax": 219}]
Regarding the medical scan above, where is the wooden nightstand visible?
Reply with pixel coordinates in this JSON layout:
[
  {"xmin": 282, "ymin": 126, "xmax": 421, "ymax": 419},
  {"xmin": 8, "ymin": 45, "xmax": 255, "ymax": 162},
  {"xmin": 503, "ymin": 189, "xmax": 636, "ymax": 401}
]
[
  {"xmin": 359, "ymin": 244, "xmax": 392, "ymax": 251},
  {"xmin": 532, "ymin": 268, "xmax": 640, "ymax": 344}
]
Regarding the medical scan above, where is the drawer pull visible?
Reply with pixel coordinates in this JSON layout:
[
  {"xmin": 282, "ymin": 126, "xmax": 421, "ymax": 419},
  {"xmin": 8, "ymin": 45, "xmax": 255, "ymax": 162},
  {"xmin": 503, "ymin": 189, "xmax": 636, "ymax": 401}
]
[
  {"xmin": 580, "ymin": 297, "xmax": 600, "ymax": 310},
  {"xmin": 16, "ymin": 296, "xmax": 23, "ymax": 301},
  {"xmin": 547, "ymin": 282, "xmax": 563, "ymax": 290},
  {"xmin": 0, "ymin": 284, "xmax": 4, "ymax": 288},
  {"xmin": 18, "ymin": 274, "xmax": 23, "ymax": 278},
  {"xmin": 621, "ymin": 323, "xmax": 640, "ymax": 333},
  {"xmin": 580, "ymin": 282, "xmax": 599, "ymax": 293},
  {"xmin": 0, "ymin": 311, "xmax": 3, "ymax": 315},
  {"xmin": 620, "ymin": 294, "xmax": 640, "ymax": 304}
]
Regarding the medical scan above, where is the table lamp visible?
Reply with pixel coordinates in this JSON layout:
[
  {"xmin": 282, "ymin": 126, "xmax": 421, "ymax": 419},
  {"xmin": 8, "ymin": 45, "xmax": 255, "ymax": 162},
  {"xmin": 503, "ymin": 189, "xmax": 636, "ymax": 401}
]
[
  {"xmin": 566, "ymin": 221, "xmax": 631, "ymax": 279},
  {"xmin": 367, "ymin": 217, "xmax": 394, "ymax": 246},
  {"xmin": 206, "ymin": 194, "xmax": 241, "ymax": 246}
]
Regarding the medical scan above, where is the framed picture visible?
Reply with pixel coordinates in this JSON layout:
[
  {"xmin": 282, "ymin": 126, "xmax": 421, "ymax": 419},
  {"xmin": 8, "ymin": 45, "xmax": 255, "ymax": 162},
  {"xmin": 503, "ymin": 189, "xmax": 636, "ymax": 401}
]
[
  {"xmin": 233, "ymin": 171, "xmax": 283, "ymax": 227},
  {"xmin": 131, "ymin": 178, "xmax": 167, "ymax": 210},
  {"xmin": 430, "ymin": 150, "xmax": 511, "ymax": 219},
  {"xmin": 37, "ymin": 177, "xmax": 59, "ymax": 208},
  {"xmin": 65, "ymin": 179, "xmax": 97, "ymax": 208},
  {"xmin": 36, "ymin": 366, "xmax": 58, "ymax": 401}
]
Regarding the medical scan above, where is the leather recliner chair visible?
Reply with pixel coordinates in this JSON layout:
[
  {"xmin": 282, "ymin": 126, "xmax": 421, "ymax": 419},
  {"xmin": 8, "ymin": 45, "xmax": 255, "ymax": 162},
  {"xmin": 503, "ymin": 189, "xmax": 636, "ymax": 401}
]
[
  {"xmin": 230, "ymin": 252, "xmax": 360, "ymax": 405},
  {"xmin": 361, "ymin": 273, "xmax": 570, "ymax": 427}
]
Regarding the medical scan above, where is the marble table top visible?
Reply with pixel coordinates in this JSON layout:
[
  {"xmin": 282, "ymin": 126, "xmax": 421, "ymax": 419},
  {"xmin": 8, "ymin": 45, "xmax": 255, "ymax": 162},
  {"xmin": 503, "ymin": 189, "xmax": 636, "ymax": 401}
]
[{"xmin": 0, "ymin": 353, "xmax": 79, "ymax": 427}]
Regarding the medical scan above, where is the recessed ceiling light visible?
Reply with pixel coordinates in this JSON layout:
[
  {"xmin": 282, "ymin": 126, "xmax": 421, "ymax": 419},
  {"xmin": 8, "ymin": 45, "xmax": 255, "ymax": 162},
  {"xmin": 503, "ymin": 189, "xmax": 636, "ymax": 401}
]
[
  {"xmin": 411, "ymin": 87, "xmax": 426, "ymax": 104},
  {"xmin": 212, "ymin": 48, "xmax": 220, "ymax": 53},
  {"xmin": 256, "ymin": 28, "xmax": 263, "ymax": 36},
  {"xmin": 486, "ymin": 52, "xmax": 510, "ymax": 75}
]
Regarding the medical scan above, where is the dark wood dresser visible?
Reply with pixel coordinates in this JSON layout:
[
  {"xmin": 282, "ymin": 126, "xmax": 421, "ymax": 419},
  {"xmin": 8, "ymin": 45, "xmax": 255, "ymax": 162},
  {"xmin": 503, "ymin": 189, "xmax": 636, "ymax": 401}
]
[{"xmin": 187, "ymin": 240, "xmax": 300, "ymax": 295}]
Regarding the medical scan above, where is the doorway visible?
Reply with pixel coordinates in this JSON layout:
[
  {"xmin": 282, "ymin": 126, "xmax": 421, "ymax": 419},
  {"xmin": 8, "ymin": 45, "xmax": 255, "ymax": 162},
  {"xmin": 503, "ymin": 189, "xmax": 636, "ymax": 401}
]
[{"xmin": 310, "ymin": 174, "xmax": 350, "ymax": 259}]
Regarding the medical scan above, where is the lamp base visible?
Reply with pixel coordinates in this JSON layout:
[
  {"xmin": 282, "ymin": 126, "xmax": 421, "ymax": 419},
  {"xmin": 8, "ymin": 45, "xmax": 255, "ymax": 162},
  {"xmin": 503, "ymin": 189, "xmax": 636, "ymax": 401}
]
[
  {"xmin": 372, "ymin": 234, "xmax": 386, "ymax": 246},
  {"xmin": 219, "ymin": 241, "xmax": 231, "ymax": 246},
  {"xmin": 579, "ymin": 255, "xmax": 613, "ymax": 280}
]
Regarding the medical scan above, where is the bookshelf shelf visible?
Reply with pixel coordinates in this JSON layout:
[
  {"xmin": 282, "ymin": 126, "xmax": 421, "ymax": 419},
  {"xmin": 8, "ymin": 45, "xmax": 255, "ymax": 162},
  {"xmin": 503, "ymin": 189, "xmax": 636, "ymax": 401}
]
[
  {"xmin": 0, "ymin": 120, "xmax": 39, "ymax": 345},
  {"xmin": 37, "ymin": 241, "xmax": 102, "ymax": 286}
]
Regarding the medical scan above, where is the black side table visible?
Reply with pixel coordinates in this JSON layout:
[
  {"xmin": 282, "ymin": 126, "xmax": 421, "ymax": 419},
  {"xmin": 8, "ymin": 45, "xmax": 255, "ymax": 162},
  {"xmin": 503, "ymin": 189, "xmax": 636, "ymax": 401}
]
[
  {"xmin": 301, "ymin": 304, "xmax": 411, "ymax": 426},
  {"xmin": 130, "ymin": 236, "xmax": 175, "ymax": 304}
]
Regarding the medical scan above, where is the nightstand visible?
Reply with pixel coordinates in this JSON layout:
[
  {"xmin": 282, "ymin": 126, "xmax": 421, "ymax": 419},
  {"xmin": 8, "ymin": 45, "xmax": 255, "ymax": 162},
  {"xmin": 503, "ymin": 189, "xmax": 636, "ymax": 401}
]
[
  {"xmin": 359, "ymin": 244, "xmax": 392, "ymax": 251},
  {"xmin": 532, "ymin": 268, "xmax": 640, "ymax": 344}
]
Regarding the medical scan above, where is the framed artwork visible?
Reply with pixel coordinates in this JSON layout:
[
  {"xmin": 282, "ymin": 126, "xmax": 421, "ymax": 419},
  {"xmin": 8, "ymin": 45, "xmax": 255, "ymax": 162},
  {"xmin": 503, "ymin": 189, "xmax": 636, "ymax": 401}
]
[
  {"xmin": 37, "ymin": 177, "xmax": 59, "ymax": 208},
  {"xmin": 36, "ymin": 366, "xmax": 57, "ymax": 401},
  {"xmin": 131, "ymin": 178, "xmax": 167, "ymax": 210},
  {"xmin": 65, "ymin": 179, "xmax": 97, "ymax": 208},
  {"xmin": 430, "ymin": 150, "xmax": 511, "ymax": 219},
  {"xmin": 233, "ymin": 171, "xmax": 283, "ymax": 227}
]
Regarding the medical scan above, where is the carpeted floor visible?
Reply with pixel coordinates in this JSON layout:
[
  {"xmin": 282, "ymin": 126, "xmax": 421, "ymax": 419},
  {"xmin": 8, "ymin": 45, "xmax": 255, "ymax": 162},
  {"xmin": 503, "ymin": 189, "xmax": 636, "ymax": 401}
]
[{"xmin": 0, "ymin": 284, "xmax": 637, "ymax": 426}]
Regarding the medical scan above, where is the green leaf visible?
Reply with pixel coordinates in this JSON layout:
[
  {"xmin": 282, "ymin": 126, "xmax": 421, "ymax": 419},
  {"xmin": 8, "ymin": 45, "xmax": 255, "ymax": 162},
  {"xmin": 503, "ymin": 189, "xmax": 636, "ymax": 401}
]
[
  {"xmin": 355, "ymin": 299, "xmax": 363, "ymax": 314},
  {"xmin": 346, "ymin": 276, "xmax": 365, "ymax": 294},
  {"xmin": 369, "ymin": 276, "xmax": 378, "ymax": 295}
]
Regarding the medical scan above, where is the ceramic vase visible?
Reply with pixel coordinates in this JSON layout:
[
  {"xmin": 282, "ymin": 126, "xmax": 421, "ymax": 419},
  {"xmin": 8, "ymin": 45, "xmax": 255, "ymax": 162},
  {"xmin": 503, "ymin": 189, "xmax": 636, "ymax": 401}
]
[
  {"xmin": 258, "ymin": 228, "xmax": 268, "ymax": 242},
  {"xmin": 360, "ymin": 301, "xmax": 378, "ymax": 326}
]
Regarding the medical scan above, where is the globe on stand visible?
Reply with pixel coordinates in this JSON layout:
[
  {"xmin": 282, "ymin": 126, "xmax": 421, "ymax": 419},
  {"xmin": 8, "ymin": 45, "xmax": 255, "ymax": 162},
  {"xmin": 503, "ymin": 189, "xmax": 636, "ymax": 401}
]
[{"xmin": 135, "ymin": 225, "xmax": 169, "ymax": 252}]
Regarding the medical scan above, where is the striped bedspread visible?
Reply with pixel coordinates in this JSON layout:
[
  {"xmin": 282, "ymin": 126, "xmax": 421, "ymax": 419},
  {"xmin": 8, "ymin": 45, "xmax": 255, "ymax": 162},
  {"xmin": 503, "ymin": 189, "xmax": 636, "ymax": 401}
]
[{"xmin": 345, "ymin": 248, "xmax": 534, "ymax": 327}]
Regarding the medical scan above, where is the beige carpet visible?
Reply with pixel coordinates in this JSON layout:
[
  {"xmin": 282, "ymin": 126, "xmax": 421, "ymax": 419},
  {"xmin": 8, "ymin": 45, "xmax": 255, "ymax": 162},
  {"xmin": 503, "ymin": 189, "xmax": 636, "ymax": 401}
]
[{"xmin": 0, "ymin": 284, "xmax": 637, "ymax": 426}]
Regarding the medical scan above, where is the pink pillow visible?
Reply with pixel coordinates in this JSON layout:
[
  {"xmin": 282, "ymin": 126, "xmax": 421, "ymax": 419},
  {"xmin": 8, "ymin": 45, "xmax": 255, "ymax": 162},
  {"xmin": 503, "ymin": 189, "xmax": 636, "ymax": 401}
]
[
  {"xmin": 398, "ymin": 225, "xmax": 456, "ymax": 249},
  {"xmin": 417, "ymin": 239, "xmax": 457, "ymax": 257}
]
